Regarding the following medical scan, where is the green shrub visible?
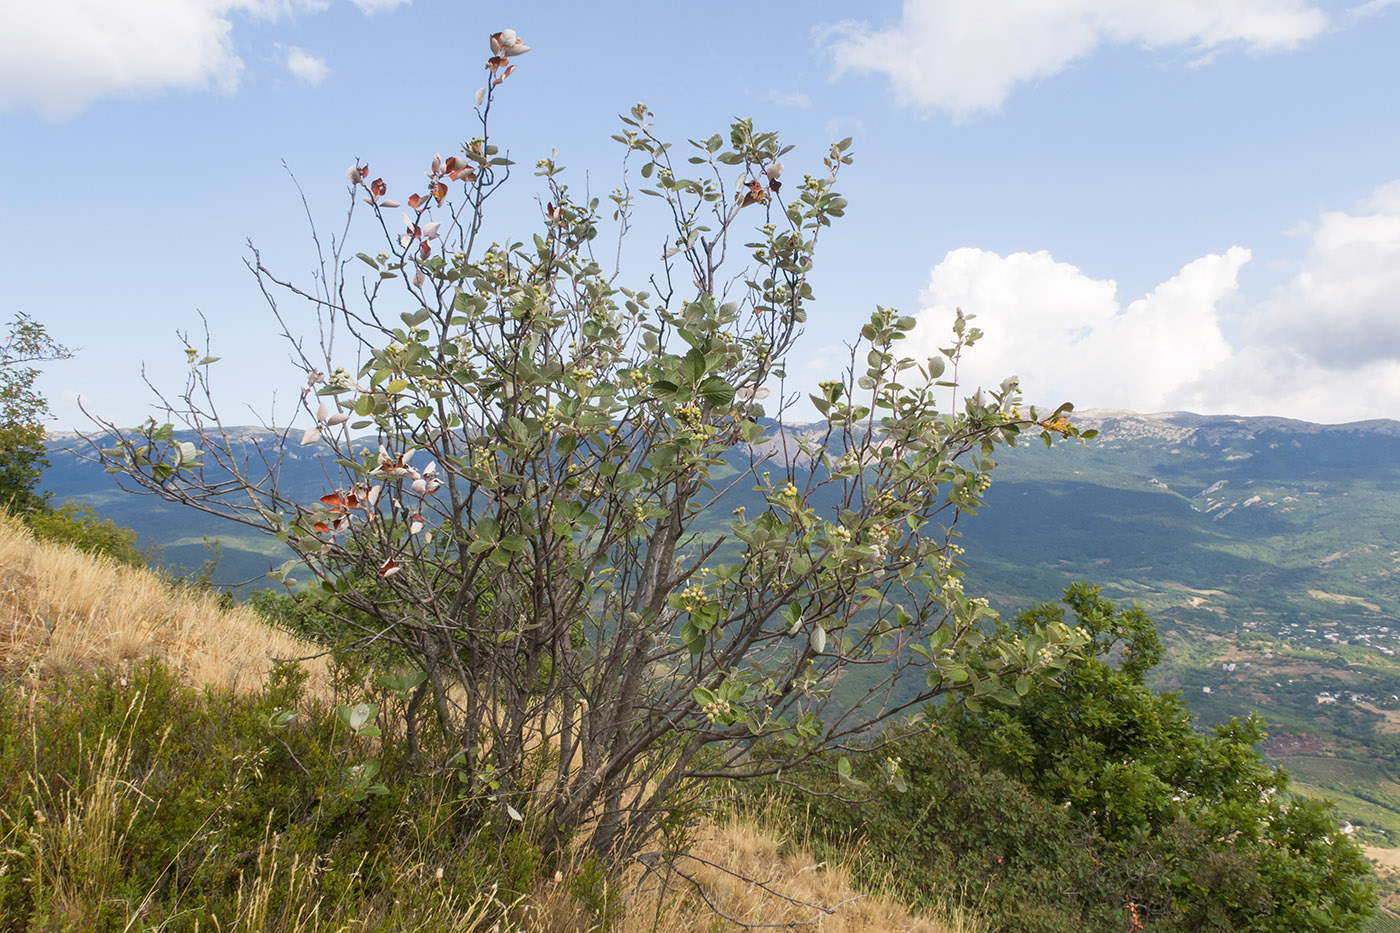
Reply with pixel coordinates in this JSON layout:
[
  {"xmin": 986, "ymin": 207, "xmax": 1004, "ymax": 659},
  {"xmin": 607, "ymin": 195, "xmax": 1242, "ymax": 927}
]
[
  {"xmin": 950, "ymin": 584, "xmax": 1377, "ymax": 931},
  {"xmin": 765, "ymin": 730, "xmax": 1125, "ymax": 933},
  {"xmin": 27, "ymin": 500, "xmax": 148, "ymax": 567}
]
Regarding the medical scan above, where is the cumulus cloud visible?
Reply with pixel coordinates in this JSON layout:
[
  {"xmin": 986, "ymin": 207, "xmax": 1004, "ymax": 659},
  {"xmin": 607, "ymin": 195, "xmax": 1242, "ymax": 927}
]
[
  {"xmin": 0, "ymin": 1, "xmax": 244, "ymax": 118},
  {"xmin": 823, "ymin": 0, "xmax": 1328, "ymax": 117},
  {"xmin": 0, "ymin": 0, "xmax": 392, "ymax": 118},
  {"xmin": 1249, "ymin": 182, "xmax": 1400, "ymax": 368},
  {"xmin": 908, "ymin": 246, "xmax": 1245, "ymax": 412},
  {"xmin": 905, "ymin": 181, "xmax": 1400, "ymax": 422},
  {"xmin": 285, "ymin": 46, "xmax": 329, "ymax": 85}
]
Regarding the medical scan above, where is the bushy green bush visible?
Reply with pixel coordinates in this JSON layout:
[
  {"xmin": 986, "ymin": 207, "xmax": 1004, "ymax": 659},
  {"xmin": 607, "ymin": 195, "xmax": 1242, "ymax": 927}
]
[
  {"xmin": 26, "ymin": 500, "xmax": 149, "ymax": 567},
  {"xmin": 765, "ymin": 729, "xmax": 1126, "ymax": 932},
  {"xmin": 949, "ymin": 584, "xmax": 1376, "ymax": 931},
  {"xmin": 761, "ymin": 586, "xmax": 1378, "ymax": 932}
]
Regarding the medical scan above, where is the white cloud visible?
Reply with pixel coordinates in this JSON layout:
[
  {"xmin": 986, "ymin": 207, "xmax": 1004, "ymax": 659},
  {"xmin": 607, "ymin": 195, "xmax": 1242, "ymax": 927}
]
[
  {"xmin": 908, "ymin": 246, "xmax": 1245, "ymax": 412},
  {"xmin": 906, "ymin": 181, "xmax": 1400, "ymax": 422},
  {"xmin": 285, "ymin": 46, "xmax": 329, "ymax": 85},
  {"xmin": 1249, "ymin": 182, "xmax": 1400, "ymax": 368},
  {"xmin": 0, "ymin": 1, "xmax": 245, "ymax": 118},
  {"xmin": 0, "ymin": 0, "xmax": 388, "ymax": 119},
  {"xmin": 823, "ymin": 0, "xmax": 1329, "ymax": 117},
  {"xmin": 349, "ymin": 0, "xmax": 410, "ymax": 11},
  {"xmin": 1350, "ymin": 0, "xmax": 1400, "ymax": 20}
]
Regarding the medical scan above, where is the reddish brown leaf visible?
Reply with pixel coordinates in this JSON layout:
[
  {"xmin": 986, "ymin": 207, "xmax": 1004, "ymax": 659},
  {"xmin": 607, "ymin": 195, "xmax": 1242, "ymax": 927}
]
[
  {"xmin": 313, "ymin": 520, "xmax": 331, "ymax": 534},
  {"xmin": 739, "ymin": 180, "xmax": 769, "ymax": 208},
  {"xmin": 432, "ymin": 181, "xmax": 448, "ymax": 206},
  {"xmin": 407, "ymin": 193, "xmax": 423, "ymax": 210},
  {"xmin": 320, "ymin": 492, "xmax": 348, "ymax": 508},
  {"xmin": 370, "ymin": 177, "xmax": 387, "ymax": 198},
  {"xmin": 419, "ymin": 240, "xmax": 432, "ymax": 260}
]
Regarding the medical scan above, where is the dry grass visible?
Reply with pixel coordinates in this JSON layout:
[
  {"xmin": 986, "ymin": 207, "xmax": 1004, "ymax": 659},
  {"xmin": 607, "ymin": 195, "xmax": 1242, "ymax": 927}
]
[
  {"xmin": 527, "ymin": 807, "xmax": 979, "ymax": 933},
  {"xmin": 12, "ymin": 682, "xmax": 505, "ymax": 933},
  {"xmin": 0, "ymin": 513, "xmax": 327, "ymax": 695}
]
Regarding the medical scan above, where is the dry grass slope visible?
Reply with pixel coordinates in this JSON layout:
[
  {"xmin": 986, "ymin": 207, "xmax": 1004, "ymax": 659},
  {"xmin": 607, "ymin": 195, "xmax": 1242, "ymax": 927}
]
[
  {"xmin": 0, "ymin": 514, "xmax": 974, "ymax": 932},
  {"xmin": 0, "ymin": 513, "xmax": 328, "ymax": 694}
]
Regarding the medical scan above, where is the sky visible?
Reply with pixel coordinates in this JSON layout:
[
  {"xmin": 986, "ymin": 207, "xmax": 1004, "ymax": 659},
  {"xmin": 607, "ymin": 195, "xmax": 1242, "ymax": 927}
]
[{"xmin": 3, "ymin": 0, "xmax": 1399, "ymax": 429}]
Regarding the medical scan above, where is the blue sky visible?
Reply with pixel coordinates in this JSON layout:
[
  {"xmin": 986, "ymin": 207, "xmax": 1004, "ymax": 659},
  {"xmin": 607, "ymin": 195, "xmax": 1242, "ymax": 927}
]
[{"xmin": 3, "ymin": 0, "xmax": 1399, "ymax": 428}]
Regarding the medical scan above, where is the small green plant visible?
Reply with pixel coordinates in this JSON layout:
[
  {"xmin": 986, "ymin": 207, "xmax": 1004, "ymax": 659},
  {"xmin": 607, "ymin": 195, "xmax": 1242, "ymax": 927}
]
[{"xmin": 335, "ymin": 701, "xmax": 388, "ymax": 802}]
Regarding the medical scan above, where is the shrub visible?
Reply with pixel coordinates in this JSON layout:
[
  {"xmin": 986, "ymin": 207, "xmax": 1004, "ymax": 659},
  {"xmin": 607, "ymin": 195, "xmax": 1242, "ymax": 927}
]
[
  {"xmin": 949, "ymin": 584, "xmax": 1376, "ymax": 931},
  {"xmin": 766, "ymin": 730, "xmax": 1125, "ymax": 933},
  {"xmin": 87, "ymin": 30, "xmax": 1091, "ymax": 862},
  {"xmin": 0, "ymin": 313, "xmax": 71, "ymax": 516},
  {"xmin": 27, "ymin": 500, "xmax": 148, "ymax": 567}
]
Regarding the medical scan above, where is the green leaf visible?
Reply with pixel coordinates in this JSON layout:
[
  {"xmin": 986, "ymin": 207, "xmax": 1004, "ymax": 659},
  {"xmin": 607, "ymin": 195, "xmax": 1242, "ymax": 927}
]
[
  {"xmin": 338, "ymin": 702, "xmax": 376, "ymax": 733},
  {"xmin": 990, "ymin": 688, "xmax": 1022, "ymax": 707},
  {"xmin": 380, "ymin": 670, "xmax": 427, "ymax": 694},
  {"xmin": 682, "ymin": 348, "xmax": 707, "ymax": 385},
  {"xmin": 699, "ymin": 376, "xmax": 735, "ymax": 408}
]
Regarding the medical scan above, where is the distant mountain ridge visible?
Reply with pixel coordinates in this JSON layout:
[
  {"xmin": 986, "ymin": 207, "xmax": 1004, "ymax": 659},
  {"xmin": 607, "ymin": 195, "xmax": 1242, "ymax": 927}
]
[{"xmin": 1072, "ymin": 408, "xmax": 1400, "ymax": 439}]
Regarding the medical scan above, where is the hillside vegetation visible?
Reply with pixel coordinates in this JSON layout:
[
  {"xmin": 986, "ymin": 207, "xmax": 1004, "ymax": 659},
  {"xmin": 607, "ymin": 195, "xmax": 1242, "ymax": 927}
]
[
  {"xmin": 2, "ymin": 514, "xmax": 1383, "ymax": 930},
  {"xmin": 0, "ymin": 514, "xmax": 971, "ymax": 931}
]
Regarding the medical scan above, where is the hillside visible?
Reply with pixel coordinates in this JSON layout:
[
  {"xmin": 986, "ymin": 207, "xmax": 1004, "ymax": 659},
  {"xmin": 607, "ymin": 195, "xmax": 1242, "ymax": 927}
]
[
  {"xmin": 42, "ymin": 410, "xmax": 1400, "ymax": 846},
  {"xmin": 0, "ymin": 514, "xmax": 968, "ymax": 931}
]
